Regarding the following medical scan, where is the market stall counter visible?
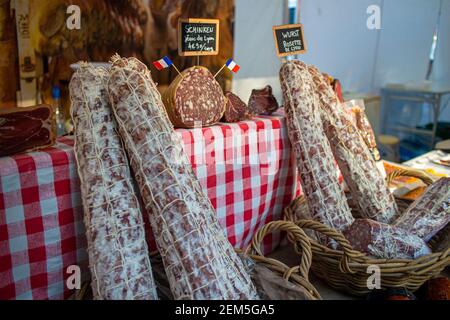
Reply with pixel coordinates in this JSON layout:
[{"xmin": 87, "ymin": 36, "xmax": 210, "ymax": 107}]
[{"xmin": 0, "ymin": 114, "xmax": 305, "ymax": 300}]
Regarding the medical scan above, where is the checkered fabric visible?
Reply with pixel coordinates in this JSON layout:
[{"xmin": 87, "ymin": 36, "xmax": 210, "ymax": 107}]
[
  {"xmin": 0, "ymin": 114, "xmax": 300, "ymax": 300},
  {"xmin": 0, "ymin": 137, "xmax": 87, "ymax": 300}
]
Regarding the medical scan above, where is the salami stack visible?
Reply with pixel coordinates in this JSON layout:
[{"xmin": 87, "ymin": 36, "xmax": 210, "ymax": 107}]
[
  {"xmin": 307, "ymin": 65, "xmax": 398, "ymax": 224},
  {"xmin": 394, "ymin": 178, "xmax": 450, "ymax": 241},
  {"xmin": 162, "ymin": 66, "xmax": 226, "ymax": 128},
  {"xmin": 107, "ymin": 55, "xmax": 258, "ymax": 300},
  {"xmin": 279, "ymin": 60, "xmax": 354, "ymax": 244},
  {"xmin": 69, "ymin": 64, "xmax": 158, "ymax": 300}
]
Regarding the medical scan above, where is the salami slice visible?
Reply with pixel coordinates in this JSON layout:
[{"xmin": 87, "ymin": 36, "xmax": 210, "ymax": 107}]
[
  {"xmin": 162, "ymin": 66, "xmax": 226, "ymax": 128},
  {"xmin": 107, "ymin": 55, "xmax": 259, "ymax": 300},
  {"xmin": 69, "ymin": 63, "xmax": 158, "ymax": 300}
]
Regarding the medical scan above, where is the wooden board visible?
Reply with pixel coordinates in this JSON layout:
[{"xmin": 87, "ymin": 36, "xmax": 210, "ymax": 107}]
[
  {"xmin": 178, "ymin": 18, "xmax": 219, "ymax": 56},
  {"xmin": 13, "ymin": 0, "xmax": 37, "ymax": 107},
  {"xmin": 272, "ymin": 23, "xmax": 307, "ymax": 57}
]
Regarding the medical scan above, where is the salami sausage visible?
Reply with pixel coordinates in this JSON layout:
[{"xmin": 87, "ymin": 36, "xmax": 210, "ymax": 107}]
[
  {"xmin": 343, "ymin": 219, "xmax": 431, "ymax": 259},
  {"xmin": 394, "ymin": 177, "xmax": 450, "ymax": 241},
  {"xmin": 279, "ymin": 60, "xmax": 354, "ymax": 245},
  {"xmin": 107, "ymin": 55, "xmax": 258, "ymax": 300},
  {"xmin": 307, "ymin": 65, "xmax": 398, "ymax": 224},
  {"xmin": 162, "ymin": 66, "xmax": 226, "ymax": 128},
  {"xmin": 69, "ymin": 64, "xmax": 158, "ymax": 300}
]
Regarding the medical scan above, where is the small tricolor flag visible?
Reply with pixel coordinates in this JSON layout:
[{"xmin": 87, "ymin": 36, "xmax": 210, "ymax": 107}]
[
  {"xmin": 226, "ymin": 58, "xmax": 240, "ymax": 73},
  {"xmin": 153, "ymin": 56, "xmax": 173, "ymax": 71}
]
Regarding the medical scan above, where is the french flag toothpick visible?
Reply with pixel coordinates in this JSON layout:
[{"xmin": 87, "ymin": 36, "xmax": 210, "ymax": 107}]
[
  {"xmin": 153, "ymin": 56, "xmax": 173, "ymax": 70},
  {"xmin": 226, "ymin": 58, "xmax": 240, "ymax": 73},
  {"xmin": 153, "ymin": 55, "xmax": 182, "ymax": 76},
  {"xmin": 214, "ymin": 58, "xmax": 241, "ymax": 78}
]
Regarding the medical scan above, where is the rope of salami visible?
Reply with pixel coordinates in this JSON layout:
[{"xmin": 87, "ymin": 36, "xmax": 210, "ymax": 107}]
[
  {"xmin": 107, "ymin": 55, "xmax": 259, "ymax": 300},
  {"xmin": 279, "ymin": 60, "xmax": 354, "ymax": 247},
  {"xmin": 307, "ymin": 65, "xmax": 399, "ymax": 224},
  {"xmin": 69, "ymin": 64, "xmax": 158, "ymax": 300}
]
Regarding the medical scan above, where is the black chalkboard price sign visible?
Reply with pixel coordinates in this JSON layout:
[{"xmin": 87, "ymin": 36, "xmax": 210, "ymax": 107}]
[
  {"xmin": 272, "ymin": 23, "xmax": 307, "ymax": 57},
  {"xmin": 178, "ymin": 18, "xmax": 220, "ymax": 56}
]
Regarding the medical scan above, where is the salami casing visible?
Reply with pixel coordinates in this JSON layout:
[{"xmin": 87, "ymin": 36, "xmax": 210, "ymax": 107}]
[
  {"xmin": 307, "ymin": 65, "xmax": 398, "ymax": 224},
  {"xmin": 107, "ymin": 55, "xmax": 258, "ymax": 300},
  {"xmin": 162, "ymin": 66, "xmax": 226, "ymax": 128},
  {"xmin": 394, "ymin": 178, "xmax": 450, "ymax": 241},
  {"xmin": 279, "ymin": 60, "xmax": 354, "ymax": 244},
  {"xmin": 343, "ymin": 219, "xmax": 431, "ymax": 259},
  {"xmin": 69, "ymin": 64, "xmax": 158, "ymax": 300}
]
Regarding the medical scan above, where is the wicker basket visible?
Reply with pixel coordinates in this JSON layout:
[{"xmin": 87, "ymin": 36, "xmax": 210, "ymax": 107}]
[
  {"xmin": 71, "ymin": 220, "xmax": 321, "ymax": 300},
  {"xmin": 284, "ymin": 168, "xmax": 450, "ymax": 296},
  {"xmin": 242, "ymin": 220, "xmax": 321, "ymax": 300}
]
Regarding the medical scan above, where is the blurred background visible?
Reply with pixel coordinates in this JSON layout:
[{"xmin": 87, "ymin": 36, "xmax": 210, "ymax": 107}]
[{"xmin": 1, "ymin": 0, "xmax": 449, "ymax": 161}]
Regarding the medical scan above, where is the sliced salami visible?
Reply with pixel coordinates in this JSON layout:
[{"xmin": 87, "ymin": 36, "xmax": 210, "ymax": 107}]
[
  {"xmin": 69, "ymin": 64, "xmax": 158, "ymax": 300},
  {"xmin": 0, "ymin": 105, "xmax": 55, "ymax": 157},
  {"xmin": 162, "ymin": 66, "xmax": 226, "ymax": 128},
  {"xmin": 107, "ymin": 55, "xmax": 259, "ymax": 300}
]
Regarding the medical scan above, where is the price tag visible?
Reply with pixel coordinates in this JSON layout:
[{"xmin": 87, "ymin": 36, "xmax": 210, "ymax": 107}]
[
  {"xmin": 272, "ymin": 23, "xmax": 307, "ymax": 57},
  {"xmin": 178, "ymin": 18, "xmax": 220, "ymax": 56}
]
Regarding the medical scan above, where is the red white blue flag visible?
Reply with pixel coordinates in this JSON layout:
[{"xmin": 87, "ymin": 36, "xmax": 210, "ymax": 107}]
[
  {"xmin": 153, "ymin": 56, "xmax": 173, "ymax": 71},
  {"xmin": 226, "ymin": 58, "xmax": 240, "ymax": 73}
]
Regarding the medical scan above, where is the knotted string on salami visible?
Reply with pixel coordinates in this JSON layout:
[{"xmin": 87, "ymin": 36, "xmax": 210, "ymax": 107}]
[
  {"xmin": 279, "ymin": 60, "xmax": 354, "ymax": 247},
  {"xmin": 107, "ymin": 55, "xmax": 259, "ymax": 300},
  {"xmin": 69, "ymin": 64, "xmax": 158, "ymax": 300},
  {"xmin": 307, "ymin": 65, "xmax": 398, "ymax": 224}
]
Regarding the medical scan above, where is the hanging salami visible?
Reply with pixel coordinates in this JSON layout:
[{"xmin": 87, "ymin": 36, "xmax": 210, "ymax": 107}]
[
  {"xmin": 307, "ymin": 65, "xmax": 398, "ymax": 224},
  {"xmin": 69, "ymin": 63, "xmax": 158, "ymax": 300},
  {"xmin": 279, "ymin": 60, "xmax": 354, "ymax": 245},
  {"xmin": 107, "ymin": 55, "xmax": 258, "ymax": 300}
]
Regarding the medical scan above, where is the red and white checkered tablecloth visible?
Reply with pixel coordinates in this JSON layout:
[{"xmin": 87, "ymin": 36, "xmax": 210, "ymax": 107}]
[{"xmin": 0, "ymin": 114, "xmax": 301, "ymax": 300}]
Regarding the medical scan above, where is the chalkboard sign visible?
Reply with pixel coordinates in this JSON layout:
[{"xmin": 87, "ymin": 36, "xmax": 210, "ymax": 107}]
[
  {"xmin": 272, "ymin": 24, "xmax": 307, "ymax": 57},
  {"xmin": 178, "ymin": 18, "xmax": 220, "ymax": 56}
]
